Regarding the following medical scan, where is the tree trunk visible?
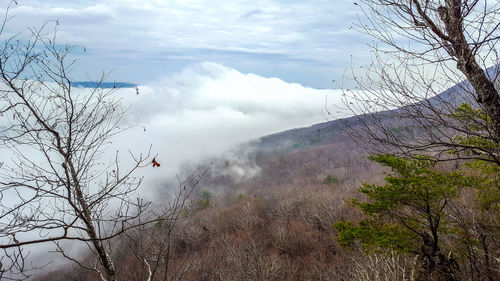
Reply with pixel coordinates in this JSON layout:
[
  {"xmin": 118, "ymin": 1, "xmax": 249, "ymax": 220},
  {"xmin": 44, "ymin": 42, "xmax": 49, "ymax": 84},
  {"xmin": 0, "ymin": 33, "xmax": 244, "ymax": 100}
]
[
  {"xmin": 68, "ymin": 160, "xmax": 116, "ymax": 281},
  {"xmin": 439, "ymin": 0, "xmax": 500, "ymax": 142},
  {"xmin": 420, "ymin": 232, "xmax": 460, "ymax": 281}
]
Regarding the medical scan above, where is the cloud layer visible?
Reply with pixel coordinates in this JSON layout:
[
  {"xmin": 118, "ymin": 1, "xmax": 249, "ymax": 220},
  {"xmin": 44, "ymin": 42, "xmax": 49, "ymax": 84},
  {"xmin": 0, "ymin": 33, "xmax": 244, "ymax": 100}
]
[
  {"xmin": 108, "ymin": 62, "xmax": 345, "ymax": 195},
  {"xmin": 4, "ymin": 0, "xmax": 370, "ymax": 88}
]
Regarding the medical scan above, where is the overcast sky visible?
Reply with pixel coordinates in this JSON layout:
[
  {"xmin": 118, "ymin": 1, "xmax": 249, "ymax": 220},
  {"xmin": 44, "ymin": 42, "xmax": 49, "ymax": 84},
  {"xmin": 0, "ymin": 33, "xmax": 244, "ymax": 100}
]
[{"xmin": 6, "ymin": 0, "xmax": 370, "ymax": 88}]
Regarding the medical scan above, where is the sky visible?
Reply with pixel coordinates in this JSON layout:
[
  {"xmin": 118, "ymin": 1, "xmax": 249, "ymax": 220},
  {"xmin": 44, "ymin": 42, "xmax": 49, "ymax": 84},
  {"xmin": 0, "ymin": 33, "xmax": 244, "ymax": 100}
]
[{"xmin": 5, "ymin": 0, "xmax": 370, "ymax": 88}]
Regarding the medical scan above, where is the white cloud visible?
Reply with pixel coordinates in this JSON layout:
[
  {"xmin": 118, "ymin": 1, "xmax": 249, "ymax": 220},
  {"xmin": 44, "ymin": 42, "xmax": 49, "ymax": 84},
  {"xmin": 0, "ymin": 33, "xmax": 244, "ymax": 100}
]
[
  {"xmin": 9, "ymin": 0, "xmax": 354, "ymax": 52},
  {"xmin": 107, "ymin": 62, "xmax": 345, "ymax": 196},
  {"xmin": 3, "ymin": 0, "xmax": 368, "ymax": 87}
]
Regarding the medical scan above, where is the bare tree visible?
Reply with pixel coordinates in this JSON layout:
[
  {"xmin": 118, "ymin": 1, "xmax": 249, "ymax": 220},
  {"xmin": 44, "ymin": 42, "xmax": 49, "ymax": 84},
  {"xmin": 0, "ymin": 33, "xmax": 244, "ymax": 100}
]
[
  {"xmin": 0, "ymin": 3, "xmax": 199, "ymax": 281},
  {"xmin": 335, "ymin": 1, "xmax": 500, "ymax": 280},
  {"xmin": 340, "ymin": 0, "xmax": 499, "ymax": 164},
  {"xmin": 115, "ymin": 169, "xmax": 209, "ymax": 281}
]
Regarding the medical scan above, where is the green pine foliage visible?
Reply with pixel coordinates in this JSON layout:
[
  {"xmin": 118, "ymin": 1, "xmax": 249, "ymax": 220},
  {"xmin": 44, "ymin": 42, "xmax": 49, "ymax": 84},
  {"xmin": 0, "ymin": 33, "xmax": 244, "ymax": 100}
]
[
  {"xmin": 335, "ymin": 155, "xmax": 473, "ymax": 254},
  {"xmin": 198, "ymin": 190, "xmax": 212, "ymax": 209},
  {"xmin": 464, "ymin": 160, "xmax": 500, "ymax": 211},
  {"xmin": 323, "ymin": 175, "xmax": 339, "ymax": 184},
  {"xmin": 448, "ymin": 103, "xmax": 498, "ymax": 158}
]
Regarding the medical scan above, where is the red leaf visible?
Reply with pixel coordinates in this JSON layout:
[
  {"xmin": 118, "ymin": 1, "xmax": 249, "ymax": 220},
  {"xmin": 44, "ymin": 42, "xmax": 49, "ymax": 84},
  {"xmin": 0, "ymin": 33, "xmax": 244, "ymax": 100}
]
[{"xmin": 152, "ymin": 158, "xmax": 160, "ymax": 168}]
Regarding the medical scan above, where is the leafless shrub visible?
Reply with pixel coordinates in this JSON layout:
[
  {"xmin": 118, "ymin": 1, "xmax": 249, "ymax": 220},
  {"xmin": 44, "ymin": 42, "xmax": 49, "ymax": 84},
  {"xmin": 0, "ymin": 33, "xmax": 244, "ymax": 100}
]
[{"xmin": 348, "ymin": 252, "xmax": 417, "ymax": 281}]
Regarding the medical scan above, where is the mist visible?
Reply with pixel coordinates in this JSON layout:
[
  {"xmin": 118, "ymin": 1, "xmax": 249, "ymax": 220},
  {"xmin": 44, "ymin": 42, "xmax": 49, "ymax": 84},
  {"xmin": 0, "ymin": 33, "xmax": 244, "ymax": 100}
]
[{"xmin": 109, "ymin": 62, "xmax": 347, "ymax": 199}]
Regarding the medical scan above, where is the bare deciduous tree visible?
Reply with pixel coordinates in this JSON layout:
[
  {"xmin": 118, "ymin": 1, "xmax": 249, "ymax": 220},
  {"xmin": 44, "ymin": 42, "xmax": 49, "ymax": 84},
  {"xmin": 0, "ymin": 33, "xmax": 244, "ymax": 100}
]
[
  {"xmin": 116, "ymin": 169, "xmax": 209, "ymax": 281},
  {"xmin": 340, "ymin": 0, "xmax": 499, "ymax": 164},
  {"xmin": 0, "ymin": 3, "xmax": 200, "ymax": 281},
  {"xmin": 336, "ymin": 1, "xmax": 500, "ymax": 280}
]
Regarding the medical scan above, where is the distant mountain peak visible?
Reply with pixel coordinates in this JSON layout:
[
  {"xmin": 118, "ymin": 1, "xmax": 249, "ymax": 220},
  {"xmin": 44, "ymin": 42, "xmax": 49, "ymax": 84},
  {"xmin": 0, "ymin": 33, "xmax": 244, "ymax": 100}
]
[{"xmin": 72, "ymin": 81, "xmax": 137, "ymax": 89}]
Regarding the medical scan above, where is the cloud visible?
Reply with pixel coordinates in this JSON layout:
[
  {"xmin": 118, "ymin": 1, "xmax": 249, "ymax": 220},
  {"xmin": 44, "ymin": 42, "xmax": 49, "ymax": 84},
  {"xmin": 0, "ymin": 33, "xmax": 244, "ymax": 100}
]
[
  {"xmin": 9, "ymin": 0, "xmax": 358, "ymax": 53},
  {"xmin": 107, "ymin": 62, "xmax": 345, "ymax": 197},
  {"xmin": 4, "ymin": 0, "xmax": 370, "ymax": 88}
]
